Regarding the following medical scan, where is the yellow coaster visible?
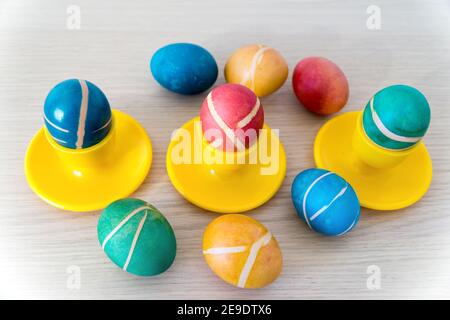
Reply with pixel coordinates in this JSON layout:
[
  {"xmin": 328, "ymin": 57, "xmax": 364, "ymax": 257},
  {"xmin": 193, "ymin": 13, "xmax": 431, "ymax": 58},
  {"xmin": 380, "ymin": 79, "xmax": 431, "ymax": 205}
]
[
  {"xmin": 166, "ymin": 117, "xmax": 286, "ymax": 213},
  {"xmin": 314, "ymin": 111, "xmax": 432, "ymax": 210},
  {"xmin": 25, "ymin": 110, "xmax": 152, "ymax": 212}
]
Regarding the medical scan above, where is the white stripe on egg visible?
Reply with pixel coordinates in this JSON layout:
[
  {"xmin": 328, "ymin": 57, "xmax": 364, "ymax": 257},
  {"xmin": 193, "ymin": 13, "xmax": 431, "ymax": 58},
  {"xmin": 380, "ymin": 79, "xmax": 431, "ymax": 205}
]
[
  {"xmin": 203, "ymin": 231, "xmax": 272, "ymax": 288},
  {"xmin": 369, "ymin": 96, "xmax": 422, "ymax": 143},
  {"xmin": 302, "ymin": 171, "xmax": 333, "ymax": 229},
  {"xmin": 101, "ymin": 205, "xmax": 151, "ymax": 249},
  {"xmin": 240, "ymin": 45, "xmax": 270, "ymax": 91},
  {"xmin": 123, "ymin": 211, "xmax": 148, "ymax": 271},
  {"xmin": 309, "ymin": 184, "xmax": 348, "ymax": 221},
  {"xmin": 92, "ymin": 116, "xmax": 112, "ymax": 133},
  {"xmin": 76, "ymin": 79, "xmax": 89, "ymax": 149},
  {"xmin": 44, "ymin": 114, "xmax": 69, "ymax": 133}
]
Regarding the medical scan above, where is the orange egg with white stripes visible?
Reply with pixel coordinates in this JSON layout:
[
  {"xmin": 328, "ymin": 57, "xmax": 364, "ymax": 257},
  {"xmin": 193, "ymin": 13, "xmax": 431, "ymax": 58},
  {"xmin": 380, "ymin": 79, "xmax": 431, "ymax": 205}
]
[
  {"xmin": 225, "ymin": 44, "xmax": 288, "ymax": 97},
  {"xmin": 202, "ymin": 214, "xmax": 282, "ymax": 288},
  {"xmin": 200, "ymin": 83, "xmax": 264, "ymax": 151}
]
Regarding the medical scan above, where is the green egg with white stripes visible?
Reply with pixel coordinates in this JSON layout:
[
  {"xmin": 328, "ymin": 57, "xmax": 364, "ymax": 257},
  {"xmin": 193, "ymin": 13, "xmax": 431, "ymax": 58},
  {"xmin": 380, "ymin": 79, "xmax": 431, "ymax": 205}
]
[
  {"xmin": 98, "ymin": 198, "xmax": 176, "ymax": 276},
  {"xmin": 362, "ymin": 85, "xmax": 430, "ymax": 150}
]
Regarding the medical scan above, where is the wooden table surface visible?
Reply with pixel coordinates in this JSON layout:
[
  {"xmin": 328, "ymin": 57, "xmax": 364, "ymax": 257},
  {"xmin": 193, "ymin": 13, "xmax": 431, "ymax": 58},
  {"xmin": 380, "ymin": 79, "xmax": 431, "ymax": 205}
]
[{"xmin": 0, "ymin": 0, "xmax": 449, "ymax": 299}]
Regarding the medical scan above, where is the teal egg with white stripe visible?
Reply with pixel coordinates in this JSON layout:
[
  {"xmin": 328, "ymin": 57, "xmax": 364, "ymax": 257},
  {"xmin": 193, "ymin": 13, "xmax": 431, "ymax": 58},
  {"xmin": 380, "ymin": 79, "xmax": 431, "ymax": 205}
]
[
  {"xmin": 291, "ymin": 168, "xmax": 360, "ymax": 236},
  {"xmin": 98, "ymin": 198, "xmax": 177, "ymax": 276},
  {"xmin": 44, "ymin": 79, "xmax": 112, "ymax": 149},
  {"xmin": 362, "ymin": 85, "xmax": 430, "ymax": 150}
]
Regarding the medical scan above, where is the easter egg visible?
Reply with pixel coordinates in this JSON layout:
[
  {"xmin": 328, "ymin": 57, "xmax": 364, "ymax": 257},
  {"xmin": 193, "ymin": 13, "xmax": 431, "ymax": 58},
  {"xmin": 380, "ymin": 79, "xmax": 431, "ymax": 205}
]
[
  {"xmin": 224, "ymin": 44, "xmax": 288, "ymax": 97},
  {"xmin": 202, "ymin": 214, "xmax": 282, "ymax": 289},
  {"xmin": 362, "ymin": 85, "xmax": 430, "ymax": 150},
  {"xmin": 44, "ymin": 79, "xmax": 112, "ymax": 149},
  {"xmin": 98, "ymin": 198, "xmax": 176, "ymax": 276},
  {"xmin": 292, "ymin": 57, "xmax": 349, "ymax": 115},
  {"xmin": 291, "ymin": 168, "xmax": 360, "ymax": 236},
  {"xmin": 200, "ymin": 83, "xmax": 264, "ymax": 151},
  {"xmin": 150, "ymin": 43, "xmax": 218, "ymax": 95}
]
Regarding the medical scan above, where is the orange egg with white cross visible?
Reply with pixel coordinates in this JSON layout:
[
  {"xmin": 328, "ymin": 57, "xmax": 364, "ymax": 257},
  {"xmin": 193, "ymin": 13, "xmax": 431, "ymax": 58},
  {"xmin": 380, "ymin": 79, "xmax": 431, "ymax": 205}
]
[
  {"xmin": 202, "ymin": 214, "xmax": 282, "ymax": 289},
  {"xmin": 200, "ymin": 83, "xmax": 264, "ymax": 152},
  {"xmin": 225, "ymin": 44, "xmax": 288, "ymax": 97}
]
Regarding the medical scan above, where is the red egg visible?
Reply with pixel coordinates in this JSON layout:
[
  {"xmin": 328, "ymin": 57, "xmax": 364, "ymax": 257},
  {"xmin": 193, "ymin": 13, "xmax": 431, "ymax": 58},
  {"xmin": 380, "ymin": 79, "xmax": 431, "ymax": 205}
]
[
  {"xmin": 292, "ymin": 57, "xmax": 349, "ymax": 115},
  {"xmin": 200, "ymin": 84, "xmax": 264, "ymax": 152}
]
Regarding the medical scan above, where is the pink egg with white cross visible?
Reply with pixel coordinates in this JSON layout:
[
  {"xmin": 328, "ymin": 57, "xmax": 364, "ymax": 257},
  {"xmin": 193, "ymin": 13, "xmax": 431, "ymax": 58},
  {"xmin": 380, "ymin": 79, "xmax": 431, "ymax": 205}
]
[{"xmin": 200, "ymin": 84, "xmax": 264, "ymax": 152}]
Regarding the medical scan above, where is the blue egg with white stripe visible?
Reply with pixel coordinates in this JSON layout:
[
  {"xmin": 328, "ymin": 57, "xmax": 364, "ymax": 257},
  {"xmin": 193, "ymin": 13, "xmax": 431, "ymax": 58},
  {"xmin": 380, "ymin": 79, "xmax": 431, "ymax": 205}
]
[
  {"xmin": 291, "ymin": 168, "xmax": 360, "ymax": 236},
  {"xmin": 150, "ymin": 43, "xmax": 218, "ymax": 95},
  {"xmin": 44, "ymin": 79, "xmax": 112, "ymax": 149},
  {"xmin": 362, "ymin": 85, "xmax": 430, "ymax": 150}
]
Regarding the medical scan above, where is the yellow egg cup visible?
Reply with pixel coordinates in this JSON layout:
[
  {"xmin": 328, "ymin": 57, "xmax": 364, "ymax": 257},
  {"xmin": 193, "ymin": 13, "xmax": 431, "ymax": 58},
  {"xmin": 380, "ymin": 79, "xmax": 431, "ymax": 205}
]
[
  {"xmin": 314, "ymin": 111, "xmax": 432, "ymax": 210},
  {"xmin": 25, "ymin": 110, "xmax": 152, "ymax": 212},
  {"xmin": 166, "ymin": 117, "xmax": 286, "ymax": 213}
]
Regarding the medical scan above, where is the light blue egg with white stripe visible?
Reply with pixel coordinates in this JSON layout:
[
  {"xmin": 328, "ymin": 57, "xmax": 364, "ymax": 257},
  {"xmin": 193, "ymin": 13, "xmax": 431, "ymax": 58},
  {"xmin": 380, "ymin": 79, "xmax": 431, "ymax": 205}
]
[
  {"xmin": 362, "ymin": 85, "xmax": 430, "ymax": 150},
  {"xmin": 98, "ymin": 198, "xmax": 177, "ymax": 276},
  {"xmin": 44, "ymin": 79, "xmax": 112, "ymax": 149},
  {"xmin": 291, "ymin": 168, "xmax": 360, "ymax": 236}
]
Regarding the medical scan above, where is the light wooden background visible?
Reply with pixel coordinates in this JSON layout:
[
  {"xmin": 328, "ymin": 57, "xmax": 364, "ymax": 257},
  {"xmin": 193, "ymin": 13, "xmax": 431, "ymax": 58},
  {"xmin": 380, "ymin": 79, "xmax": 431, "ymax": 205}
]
[{"xmin": 0, "ymin": 0, "xmax": 449, "ymax": 299}]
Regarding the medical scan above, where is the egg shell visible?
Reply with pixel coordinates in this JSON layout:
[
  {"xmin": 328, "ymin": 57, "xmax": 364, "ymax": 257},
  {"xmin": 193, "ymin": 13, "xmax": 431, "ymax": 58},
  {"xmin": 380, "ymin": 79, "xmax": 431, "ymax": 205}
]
[
  {"xmin": 202, "ymin": 214, "xmax": 282, "ymax": 289},
  {"xmin": 292, "ymin": 57, "xmax": 349, "ymax": 115},
  {"xmin": 224, "ymin": 44, "xmax": 288, "ymax": 97},
  {"xmin": 291, "ymin": 168, "xmax": 360, "ymax": 236},
  {"xmin": 44, "ymin": 79, "xmax": 112, "ymax": 149},
  {"xmin": 362, "ymin": 84, "xmax": 430, "ymax": 150},
  {"xmin": 150, "ymin": 43, "xmax": 218, "ymax": 95},
  {"xmin": 98, "ymin": 198, "xmax": 176, "ymax": 277},
  {"xmin": 200, "ymin": 83, "xmax": 264, "ymax": 151}
]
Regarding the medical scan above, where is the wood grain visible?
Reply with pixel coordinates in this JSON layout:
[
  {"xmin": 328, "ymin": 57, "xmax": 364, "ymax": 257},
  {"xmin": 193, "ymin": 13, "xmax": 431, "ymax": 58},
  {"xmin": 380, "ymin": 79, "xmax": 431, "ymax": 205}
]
[{"xmin": 0, "ymin": 0, "xmax": 449, "ymax": 299}]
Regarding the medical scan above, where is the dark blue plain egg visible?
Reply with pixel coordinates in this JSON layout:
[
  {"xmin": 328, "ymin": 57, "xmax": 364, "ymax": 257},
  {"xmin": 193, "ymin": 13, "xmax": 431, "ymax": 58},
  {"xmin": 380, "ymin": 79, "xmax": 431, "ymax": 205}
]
[{"xmin": 150, "ymin": 43, "xmax": 218, "ymax": 95}]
